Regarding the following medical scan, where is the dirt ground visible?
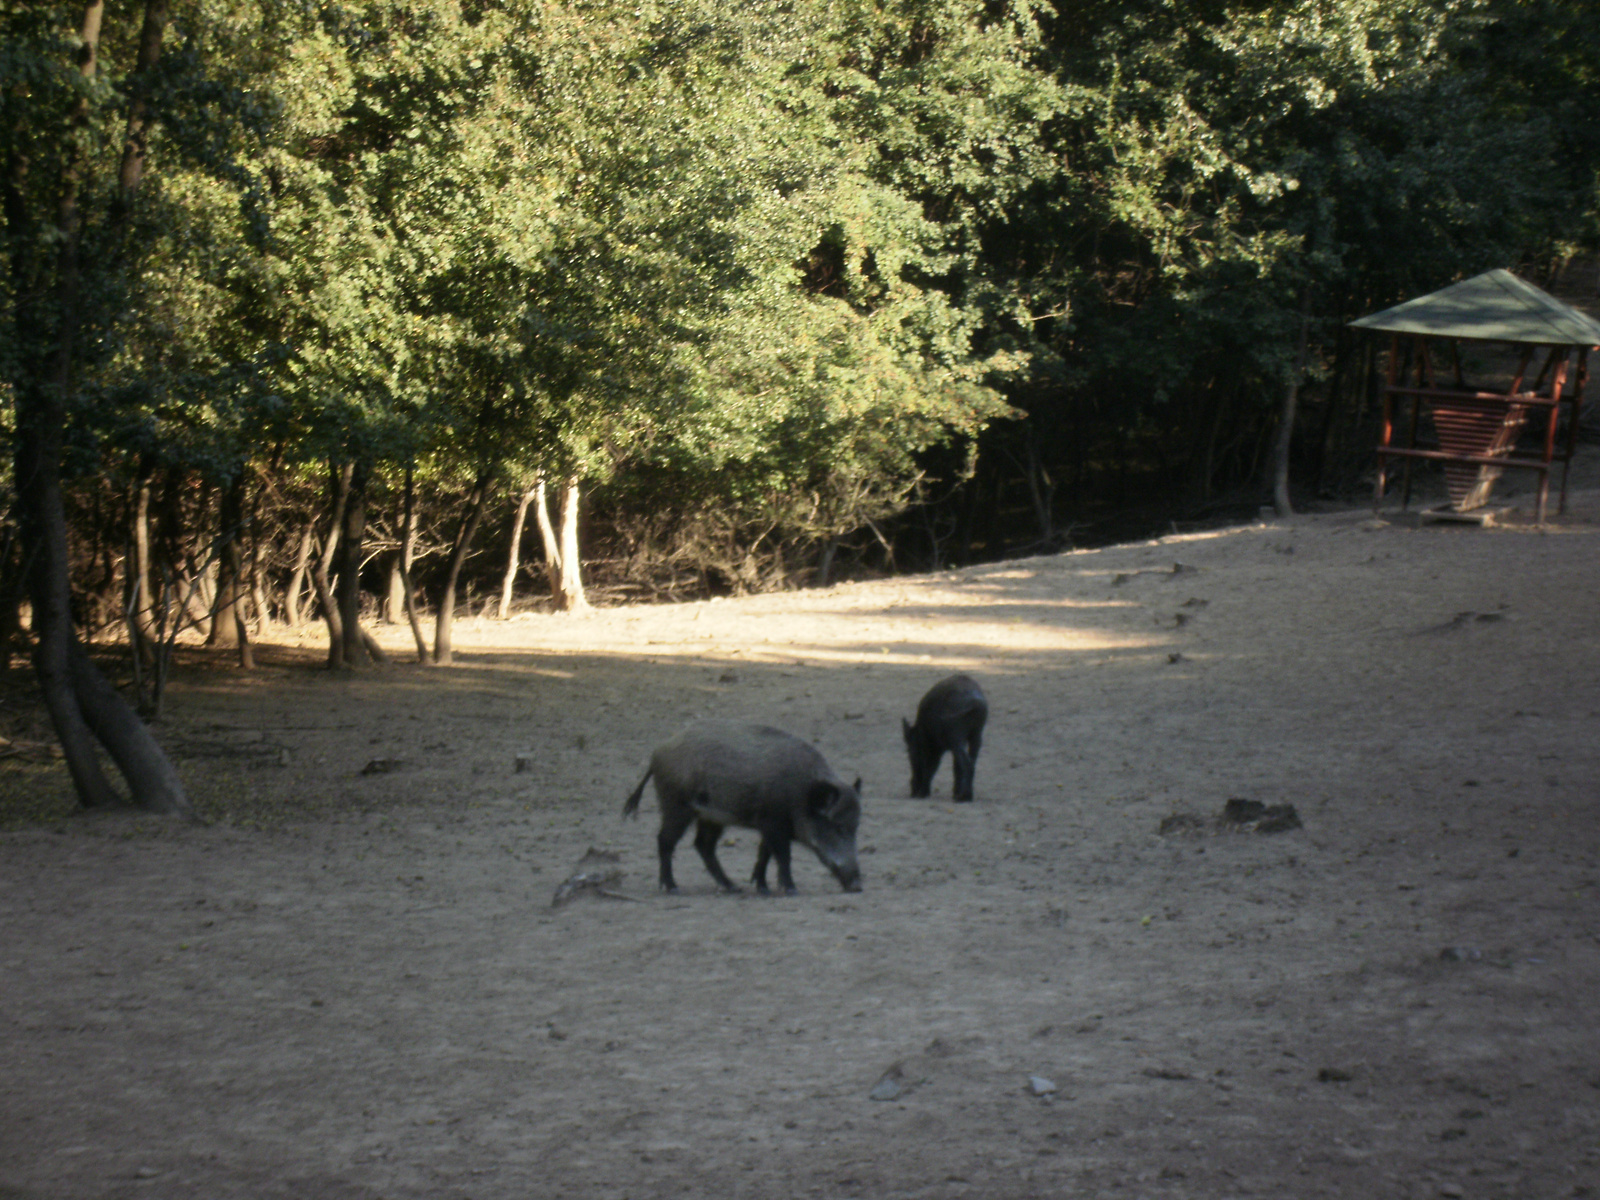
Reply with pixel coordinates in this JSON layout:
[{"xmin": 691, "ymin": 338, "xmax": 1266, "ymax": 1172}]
[{"xmin": 3, "ymin": 478, "xmax": 1600, "ymax": 1200}]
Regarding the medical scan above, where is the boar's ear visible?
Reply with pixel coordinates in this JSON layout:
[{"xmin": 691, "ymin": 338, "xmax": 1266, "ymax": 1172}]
[
  {"xmin": 806, "ymin": 781, "xmax": 838, "ymax": 814},
  {"xmin": 853, "ymin": 777, "xmax": 862, "ymax": 795},
  {"xmin": 901, "ymin": 718, "xmax": 914, "ymax": 743}
]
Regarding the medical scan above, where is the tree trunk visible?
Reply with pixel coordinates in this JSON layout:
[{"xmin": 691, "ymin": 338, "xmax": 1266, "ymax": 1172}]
[
  {"xmin": 432, "ymin": 468, "xmax": 495, "ymax": 665},
  {"xmin": 8, "ymin": 0, "xmax": 190, "ymax": 816},
  {"xmin": 1272, "ymin": 293, "xmax": 1315, "ymax": 517},
  {"xmin": 18, "ymin": 401, "xmax": 124, "ymax": 809},
  {"xmin": 497, "ymin": 485, "xmax": 538, "ymax": 619},
  {"xmin": 1193, "ymin": 387, "xmax": 1231, "ymax": 505},
  {"xmin": 129, "ymin": 470, "xmax": 156, "ymax": 652},
  {"xmin": 1022, "ymin": 438, "xmax": 1054, "ymax": 543},
  {"xmin": 284, "ymin": 520, "xmax": 314, "ymax": 627},
  {"xmin": 249, "ymin": 518, "xmax": 269, "ymax": 631},
  {"xmin": 383, "ymin": 557, "xmax": 403, "ymax": 624},
  {"xmin": 313, "ymin": 463, "xmax": 349, "ymax": 666},
  {"xmin": 206, "ymin": 469, "xmax": 252, "ymax": 668},
  {"xmin": 532, "ymin": 474, "xmax": 562, "ymax": 598},
  {"xmin": 113, "ymin": 0, "xmax": 167, "ymax": 212},
  {"xmin": 335, "ymin": 459, "xmax": 374, "ymax": 668},
  {"xmin": 537, "ymin": 477, "xmax": 589, "ymax": 612},
  {"xmin": 815, "ymin": 536, "xmax": 839, "ymax": 587},
  {"xmin": 398, "ymin": 464, "xmax": 428, "ymax": 662},
  {"xmin": 156, "ymin": 471, "xmax": 208, "ymax": 637}
]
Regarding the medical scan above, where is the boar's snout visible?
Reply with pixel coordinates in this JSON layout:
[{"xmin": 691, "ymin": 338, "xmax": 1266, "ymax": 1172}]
[{"xmin": 829, "ymin": 857, "xmax": 862, "ymax": 892}]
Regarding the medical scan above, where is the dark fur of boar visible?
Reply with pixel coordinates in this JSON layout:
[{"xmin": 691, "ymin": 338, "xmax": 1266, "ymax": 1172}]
[
  {"xmin": 903, "ymin": 674, "xmax": 987, "ymax": 801},
  {"xmin": 623, "ymin": 721, "xmax": 862, "ymax": 894}
]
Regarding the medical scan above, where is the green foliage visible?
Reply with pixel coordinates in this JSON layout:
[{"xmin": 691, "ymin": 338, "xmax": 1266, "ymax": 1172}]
[
  {"xmin": 4, "ymin": 0, "xmax": 1597, "ymax": 608},
  {"xmin": 974, "ymin": 0, "xmax": 1600, "ymax": 519}
]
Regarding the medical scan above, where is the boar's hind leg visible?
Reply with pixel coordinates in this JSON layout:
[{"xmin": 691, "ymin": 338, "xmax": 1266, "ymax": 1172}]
[
  {"xmin": 656, "ymin": 807, "xmax": 695, "ymax": 893},
  {"xmin": 693, "ymin": 820, "xmax": 741, "ymax": 893}
]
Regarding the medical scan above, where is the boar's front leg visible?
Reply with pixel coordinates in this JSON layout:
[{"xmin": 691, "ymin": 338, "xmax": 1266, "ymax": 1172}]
[
  {"xmin": 768, "ymin": 830, "xmax": 799, "ymax": 895},
  {"xmin": 751, "ymin": 826, "xmax": 798, "ymax": 895},
  {"xmin": 752, "ymin": 841, "xmax": 773, "ymax": 894},
  {"xmin": 693, "ymin": 820, "xmax": 741, "ymax": 893}
]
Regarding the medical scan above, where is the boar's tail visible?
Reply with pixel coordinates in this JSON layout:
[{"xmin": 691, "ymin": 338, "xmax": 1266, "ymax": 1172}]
[{"xmin": 622, "ymin": 767, "xmax": 653, "ymax": 819}]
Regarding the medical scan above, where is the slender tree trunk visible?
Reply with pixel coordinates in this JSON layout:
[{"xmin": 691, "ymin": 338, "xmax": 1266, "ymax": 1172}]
[
  {"xmin": 158, "ymin": 470, "xmax": 207, "ymax": 636},
  {"xmin": 814, "ymin": 536, "xmax": 839, "ymax": 587},
  {"xmin": 284, "ymin": 521, "xmax": 313, "ymax": 627},
  {"xmin": 207, "ymin": 470, "xmax": 251, "ymax": 668},
  {"xmin": 556, "ymin": 479, "xmax": 590, "ymax": 610},
  {"xmin": 432, "ymin": 468, "xmax": 495, "ymax": 665},
  {"xmin": 335, "ymin": 459, "xmax": 375, "ymax": 668},
  {"xmin": 113, "ymin": 0, "xmax": 166, "ymax": 211},
  {"xmin": 179, "ymin": 478, "xmax": 214, "ymax": 637},
  {"xmin": 1193, "ymin": 387, "xmax": 1230, "ymax": 505},
  {"xmin": 384, "ymin": 557, "xmax": 404, "ymax": 624},
  {"xmin": 532, "ymin": 475, "xmax": 562, "ymax": 599},
  {"xmin": 129, "ymin": 470, "xmax": 155, "ymax": 653},
  {"xmin": 397, "ymin": 464, "xmax": 427, "ymax": 662},
  {"xmin": 1022, "ymin": 439, "xmax": 1054, "ymax": 543},
  {"xmin": 313, "ymin": 463, "xmax": 349, "ymax": 666},
  {"xmin": 497, "ymin": 485, "xmax": 538, "ymax": 619},
  {"xmin": 1309, "ymin": 331, "xmax": 1342, "ymax": 492},
  {"xmin": 1272, "ymin": 293, "xmax": 1315, "ymax": 517},
  {"xmin": 184, "ymin": 561, "xmax": 214, "ymax": 634}
]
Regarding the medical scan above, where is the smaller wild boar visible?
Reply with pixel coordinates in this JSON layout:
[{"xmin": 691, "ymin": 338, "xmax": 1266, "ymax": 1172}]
[
  {"xmin": 622, "ymin": 721, "xmax": 862, "ymax": 895},
  {"xmin": 903, "ymin": 674, "xmax": 988, "ymax": 802}
]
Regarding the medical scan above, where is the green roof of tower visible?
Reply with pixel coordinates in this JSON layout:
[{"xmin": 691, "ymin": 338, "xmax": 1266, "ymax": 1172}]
[{"xmin": 1350, "ymin": 269, "xmax": 1600, "ymax": 346}]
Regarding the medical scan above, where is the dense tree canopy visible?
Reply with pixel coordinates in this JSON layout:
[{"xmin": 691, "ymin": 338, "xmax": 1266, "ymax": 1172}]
[{"xmin": 1, "ymin": 0, "xmax": 1596, "ymax": 803}]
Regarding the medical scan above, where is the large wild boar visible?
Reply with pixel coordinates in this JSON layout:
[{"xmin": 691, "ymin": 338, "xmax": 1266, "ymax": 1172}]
[
  {"xmin": 622, "ymin": 721, "xmax": 862, "ymax": 895},
  {"xmin": 903, "ymin": 674, "xmax": 988, "ymax": 801}
]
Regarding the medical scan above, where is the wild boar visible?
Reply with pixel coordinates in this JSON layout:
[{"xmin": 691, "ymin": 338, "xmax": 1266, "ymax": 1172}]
[
  {"xmin": 622, "ymin": 721, "xmax": 862, "ymax": 894},
  {"xmin": 903, "ymin": 674, "xmax": 988, "ymax": 801}
]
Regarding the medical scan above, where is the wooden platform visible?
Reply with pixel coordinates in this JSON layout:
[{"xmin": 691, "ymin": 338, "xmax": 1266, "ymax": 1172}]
[{"xmin": 1418, "ymin": 504, "xmax": 1515, "ymax": 527}]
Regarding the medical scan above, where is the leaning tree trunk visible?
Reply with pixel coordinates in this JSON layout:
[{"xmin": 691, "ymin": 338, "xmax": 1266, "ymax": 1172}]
[
  {"xmin": 532, "ymin": 475, "xmax": 562, "ymax": 599},
  {"xmin": 284, "ymin": 520, "xmax": 314, "ymax": 628},
  {"xmin": 497, "ymin": 485, "xmax": 538, "ymax": 620},
  {"xmin": 432, "ymin": 468, "xmax": 495, "ymax": 665},
  {"xmin": 312, "ymin": 462, "xmax": 349, "ymax": 665},
  {"xmin": 7, "ymin": 0, "xmax": 189, "ymax": 816}
]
